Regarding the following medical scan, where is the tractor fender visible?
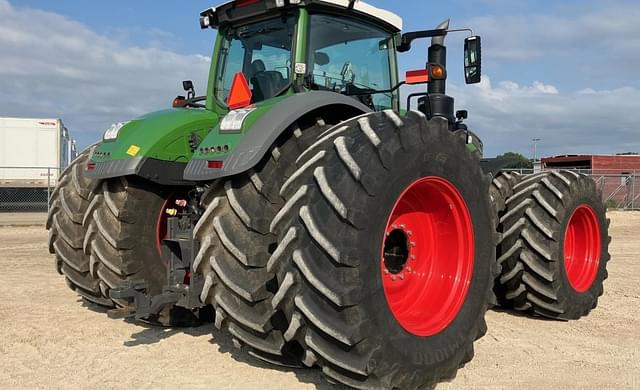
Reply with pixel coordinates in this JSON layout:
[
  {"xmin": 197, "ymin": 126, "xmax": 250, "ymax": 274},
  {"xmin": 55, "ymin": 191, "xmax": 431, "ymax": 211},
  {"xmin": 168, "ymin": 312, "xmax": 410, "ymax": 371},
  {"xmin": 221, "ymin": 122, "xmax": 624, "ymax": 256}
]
[{"xmin": 184, "ymin": 92, "xmax": 372, "ymax": 181}]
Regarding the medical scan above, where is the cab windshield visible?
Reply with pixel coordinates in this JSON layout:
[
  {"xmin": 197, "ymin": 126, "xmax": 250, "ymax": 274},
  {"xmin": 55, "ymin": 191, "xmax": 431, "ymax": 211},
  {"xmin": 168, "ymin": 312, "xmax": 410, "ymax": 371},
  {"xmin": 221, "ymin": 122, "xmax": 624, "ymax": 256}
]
[
  {"xmin": 214, "ymin": 16, "xmax": 296, "ymax": 106},
  {"xmin": 307, "ymin": 14, "xmax": 395, "ymax": 110}
]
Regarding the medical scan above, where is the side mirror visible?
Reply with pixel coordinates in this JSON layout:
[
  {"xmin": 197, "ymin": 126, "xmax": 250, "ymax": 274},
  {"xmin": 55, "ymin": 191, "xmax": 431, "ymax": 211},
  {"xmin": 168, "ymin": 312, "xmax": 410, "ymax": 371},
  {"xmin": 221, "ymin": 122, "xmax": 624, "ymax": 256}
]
[
  {"xmin": 183, "ymin": 80, "xmax": 194, "ymax": 92},
  {"xmin": 464, "ymin": 36, "xmax": 482, "ymax": 84},
  {"xmin": 182, "ymin": 80, "xmax": 195, "ymax": 100}
]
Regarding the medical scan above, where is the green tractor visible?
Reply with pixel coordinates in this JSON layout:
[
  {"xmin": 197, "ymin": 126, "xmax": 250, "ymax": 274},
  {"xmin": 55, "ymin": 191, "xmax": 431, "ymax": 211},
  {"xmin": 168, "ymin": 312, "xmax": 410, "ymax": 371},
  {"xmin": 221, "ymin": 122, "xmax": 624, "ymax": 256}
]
[{"xmin": 47, "ymin": 1, "xmax": 610, "ymax": 388}]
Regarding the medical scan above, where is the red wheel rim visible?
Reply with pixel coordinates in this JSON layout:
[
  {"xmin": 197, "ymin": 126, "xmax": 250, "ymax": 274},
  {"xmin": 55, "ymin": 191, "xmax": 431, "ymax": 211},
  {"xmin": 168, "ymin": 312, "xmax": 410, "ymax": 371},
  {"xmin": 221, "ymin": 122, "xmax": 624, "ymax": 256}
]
[
  {"xmin": 381, "ymin": 177, "xmax": 475, "ymax": 337},
  {"xmin": 564, "ymin": 205, "xmax": 601, "ymax": 293}
]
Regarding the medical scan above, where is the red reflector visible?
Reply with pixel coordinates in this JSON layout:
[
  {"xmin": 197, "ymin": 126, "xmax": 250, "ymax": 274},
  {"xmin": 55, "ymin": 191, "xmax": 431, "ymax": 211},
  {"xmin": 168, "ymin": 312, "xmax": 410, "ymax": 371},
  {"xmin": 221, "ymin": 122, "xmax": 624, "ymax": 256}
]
[
  {"xmin": 87, "ymin": 162, "xmax": 96, "ymax": 170},
  {"xmin": 236, "ymin": 0, "xmax": 260, "ymax": 7},
  {"xmin": 227, "ymin": 72, "xmax": 253, "ymax": 110},
  {"xmin": 173, "ymin": 96, "xmax": 187, "ymax": 108},
  {"xmin": 207, "ymin": 160, "xmax": 224, "ymax": 169},
  {"xmin": 406, "ymin": 69, "xmax": 430, "ymax": 85}
]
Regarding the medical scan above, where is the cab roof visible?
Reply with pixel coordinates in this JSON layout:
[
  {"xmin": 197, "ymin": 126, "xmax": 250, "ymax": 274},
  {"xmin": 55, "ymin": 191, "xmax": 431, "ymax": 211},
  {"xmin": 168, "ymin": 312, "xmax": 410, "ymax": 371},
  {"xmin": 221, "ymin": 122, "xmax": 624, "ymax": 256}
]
[{"xmin": 201, "ymin": 0, "xmax": 403, "ymax": 32}]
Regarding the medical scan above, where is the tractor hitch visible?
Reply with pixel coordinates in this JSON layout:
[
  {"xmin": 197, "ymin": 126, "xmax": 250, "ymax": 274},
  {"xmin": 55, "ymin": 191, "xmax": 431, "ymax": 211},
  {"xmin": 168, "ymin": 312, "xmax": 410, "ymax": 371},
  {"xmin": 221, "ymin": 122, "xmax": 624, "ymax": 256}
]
[
  {"xmin": 107, "ymin": 281, "xmax": 206, "ymax": 327},
  {"xmin": 107, "ymin": 282, "xmax": 184, "ymax": 322},
  {"xmin": 107, "ymin": 209, "xmax": 210, "ymax": 326}
]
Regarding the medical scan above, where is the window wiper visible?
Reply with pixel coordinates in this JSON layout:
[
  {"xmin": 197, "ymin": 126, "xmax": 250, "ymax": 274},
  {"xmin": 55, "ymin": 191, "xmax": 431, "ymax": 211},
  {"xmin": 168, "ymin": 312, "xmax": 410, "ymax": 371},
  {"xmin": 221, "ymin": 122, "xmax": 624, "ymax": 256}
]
[
  {"xmin": 238, "ymin": 27, "xmax": 285, "ymax": 39},
  {"xmin": 343, "ymin": 82, "xmax": 405, "ymax": 97}
]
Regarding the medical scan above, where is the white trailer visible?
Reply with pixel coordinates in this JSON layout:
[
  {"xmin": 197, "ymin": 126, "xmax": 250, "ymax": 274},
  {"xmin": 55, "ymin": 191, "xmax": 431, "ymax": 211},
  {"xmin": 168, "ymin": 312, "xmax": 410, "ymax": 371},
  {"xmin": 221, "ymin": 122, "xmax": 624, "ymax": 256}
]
[{"xmin": 0, "ymin": 117, "xmax": 77, "ymax": 210}]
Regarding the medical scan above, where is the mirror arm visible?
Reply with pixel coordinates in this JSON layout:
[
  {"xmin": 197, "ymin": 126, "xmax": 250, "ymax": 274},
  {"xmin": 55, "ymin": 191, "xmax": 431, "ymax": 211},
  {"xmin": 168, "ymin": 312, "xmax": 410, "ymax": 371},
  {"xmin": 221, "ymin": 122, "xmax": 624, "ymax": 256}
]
[
  {"xmin": 397, "ymin": 29, "xmax": 447, "ymax": 53},
  {"xmin": 446, "ymin": 28, "xmax": 475, "ymax": 36},
  {"xmin": 397, "ymin": 27, "xmax": 476, "ymax": 53}
]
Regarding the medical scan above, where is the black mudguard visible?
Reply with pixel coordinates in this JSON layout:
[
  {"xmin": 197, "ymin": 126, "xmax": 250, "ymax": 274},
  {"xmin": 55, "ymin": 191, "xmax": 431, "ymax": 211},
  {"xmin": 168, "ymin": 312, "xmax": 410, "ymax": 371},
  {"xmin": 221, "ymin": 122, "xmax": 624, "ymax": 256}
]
[
  {"xmin": 184, "ymin": 92, "xmax": 371, "ymax": 182},
  {"xmin": 480, "ymin": 158, "xmax": 514, "ymax": 176}
]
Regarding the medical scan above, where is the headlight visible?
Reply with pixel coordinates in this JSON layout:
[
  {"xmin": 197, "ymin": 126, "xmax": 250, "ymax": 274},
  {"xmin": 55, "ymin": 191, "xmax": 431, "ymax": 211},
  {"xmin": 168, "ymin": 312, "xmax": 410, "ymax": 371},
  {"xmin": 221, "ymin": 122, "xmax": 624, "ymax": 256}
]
[
  {"xmin": 219, "ymin": 109, "xmax": 254, "ymax": 133},
  {"xmin": 103, "ymin": 121, "xmax": 129, "ymax": 140}
]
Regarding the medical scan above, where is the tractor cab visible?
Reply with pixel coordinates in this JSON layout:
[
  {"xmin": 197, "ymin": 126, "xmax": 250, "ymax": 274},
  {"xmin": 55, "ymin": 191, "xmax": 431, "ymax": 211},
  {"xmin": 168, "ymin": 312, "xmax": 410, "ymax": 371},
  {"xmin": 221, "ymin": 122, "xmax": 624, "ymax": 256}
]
[
  {"xmin": 202, "ymin": 0, "xmax": 403, "ymax": 112},
  {"xmin": 201, "ymin": 0, "xmax": 482, "ymax": 122}
]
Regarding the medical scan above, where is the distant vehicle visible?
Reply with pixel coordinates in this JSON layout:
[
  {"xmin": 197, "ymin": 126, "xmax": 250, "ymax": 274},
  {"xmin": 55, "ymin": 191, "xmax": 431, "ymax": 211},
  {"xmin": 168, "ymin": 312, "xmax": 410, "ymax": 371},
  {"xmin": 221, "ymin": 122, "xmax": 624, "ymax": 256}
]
[{"xmin": 0, "ymin": 117, "xmax": 77, "ymax": 211}]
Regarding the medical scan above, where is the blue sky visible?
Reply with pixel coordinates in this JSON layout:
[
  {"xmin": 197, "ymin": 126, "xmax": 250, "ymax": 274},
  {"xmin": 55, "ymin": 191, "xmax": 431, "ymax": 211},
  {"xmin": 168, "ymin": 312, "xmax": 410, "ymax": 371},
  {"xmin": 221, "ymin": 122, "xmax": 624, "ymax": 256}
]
[{"xmin": 2, "ymin": 0, "xmax": 640, "ymax": 157}]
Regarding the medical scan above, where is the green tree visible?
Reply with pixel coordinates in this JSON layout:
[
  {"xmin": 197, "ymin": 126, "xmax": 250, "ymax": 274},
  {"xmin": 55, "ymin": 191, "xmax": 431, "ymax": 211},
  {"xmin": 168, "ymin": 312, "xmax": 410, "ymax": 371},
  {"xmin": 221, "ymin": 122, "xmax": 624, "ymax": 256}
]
[{"xmin": 496, "ymin": 152, "xmax": 534, "ymax": 169}]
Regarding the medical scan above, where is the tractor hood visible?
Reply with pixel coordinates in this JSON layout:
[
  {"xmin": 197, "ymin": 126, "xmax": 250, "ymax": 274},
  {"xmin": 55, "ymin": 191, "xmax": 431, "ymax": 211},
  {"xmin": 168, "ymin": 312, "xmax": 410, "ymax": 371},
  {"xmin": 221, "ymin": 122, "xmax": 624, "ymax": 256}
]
[
  {"xmin": 93, "ymin": 108, "xmax": 220, "ymax": 162},
  {"xmin": 87, "ymin": 108, "xmax": 220, "ymax": 185}
]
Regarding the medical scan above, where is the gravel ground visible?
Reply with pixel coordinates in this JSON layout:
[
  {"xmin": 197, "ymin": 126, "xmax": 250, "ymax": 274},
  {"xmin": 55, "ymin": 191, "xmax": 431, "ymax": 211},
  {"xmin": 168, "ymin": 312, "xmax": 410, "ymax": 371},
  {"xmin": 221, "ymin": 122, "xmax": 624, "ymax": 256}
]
[{"xmin": 0, "ymin": 211, "xmax": 638, "ymax": 389}]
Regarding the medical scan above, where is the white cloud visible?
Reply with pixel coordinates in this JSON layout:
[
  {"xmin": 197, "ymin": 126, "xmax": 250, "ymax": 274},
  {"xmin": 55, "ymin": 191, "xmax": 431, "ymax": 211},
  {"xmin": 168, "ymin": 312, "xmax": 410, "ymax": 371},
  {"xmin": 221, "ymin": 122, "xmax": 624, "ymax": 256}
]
[
  {"xmin": 470, "ymin": 4, "xmax": 640, "ymax": 63},
  {"xmin": 449, "ymin": 77, "xmax": 640, "ymax": 157},
  {"xmin": 0, "ymin": 0, "xmax": 210, "ymax": 147}
]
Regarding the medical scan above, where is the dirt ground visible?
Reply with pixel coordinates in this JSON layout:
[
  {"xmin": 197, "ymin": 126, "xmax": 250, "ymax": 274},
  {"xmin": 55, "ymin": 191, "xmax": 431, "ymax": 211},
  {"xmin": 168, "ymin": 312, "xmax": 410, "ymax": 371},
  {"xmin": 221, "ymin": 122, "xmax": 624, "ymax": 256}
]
[
  {"xmin": 0, "ymin": 212, "xmax": 46, "ymax": 227},
  {"xmin": 0, "ymin": 212, "xmax": 638, "ymax": 390}
]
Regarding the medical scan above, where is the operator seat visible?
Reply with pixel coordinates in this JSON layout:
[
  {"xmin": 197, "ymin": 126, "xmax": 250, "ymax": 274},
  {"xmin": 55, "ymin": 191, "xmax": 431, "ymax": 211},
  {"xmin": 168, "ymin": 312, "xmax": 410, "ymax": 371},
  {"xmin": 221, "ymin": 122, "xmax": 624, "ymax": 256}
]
[{"xmin": 250, "ymin": 59, "xmax": 285, "ymax": 102}]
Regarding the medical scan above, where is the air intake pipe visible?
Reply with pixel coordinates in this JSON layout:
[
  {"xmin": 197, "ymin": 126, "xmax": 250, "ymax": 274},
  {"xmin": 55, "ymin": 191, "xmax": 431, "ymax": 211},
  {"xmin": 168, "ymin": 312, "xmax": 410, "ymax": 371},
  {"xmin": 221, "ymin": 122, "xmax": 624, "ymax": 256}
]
[{"xmin": 420, "ymin": 19, "xmax": 456, "ymax": 124}]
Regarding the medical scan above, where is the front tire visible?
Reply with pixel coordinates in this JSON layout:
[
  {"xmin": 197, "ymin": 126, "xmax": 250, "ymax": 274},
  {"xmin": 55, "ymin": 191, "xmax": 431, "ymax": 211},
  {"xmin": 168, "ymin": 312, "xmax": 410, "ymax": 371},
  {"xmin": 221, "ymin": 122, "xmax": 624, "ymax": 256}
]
[
  {"xmin": 193, "ymin": 118, "xmax": 329, "ymax": 365},
  {"xmin": 269, "ymin": 111, "xmax": 496, "ymax": 388}
]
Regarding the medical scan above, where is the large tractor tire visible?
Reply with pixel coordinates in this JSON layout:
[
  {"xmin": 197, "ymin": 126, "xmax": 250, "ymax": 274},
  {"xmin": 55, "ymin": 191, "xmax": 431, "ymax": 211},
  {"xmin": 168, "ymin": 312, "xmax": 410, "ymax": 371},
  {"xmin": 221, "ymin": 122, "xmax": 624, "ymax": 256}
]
[
  {"xmin": 269, "ymin": 111, "xmax": 496, "ymax": 388},
  {"xmin": 489, "ymin": 171, "xmax": 521, "ymax": 306},
  {"xmin": 85, "ymin": 177, "xmax": 174, "ymax": 309},
  {"xmin": 193, "ymin": 118, "xmax": 329, "ymax": 366},
  {"xmin": 497, "ymin": 171, "xmax": 610, "ymax": 319},
  {"xmin": 47, "ymin": 146, "xmax": 111, "ymax": 306},
  {"xmin": 489, "ymin": 171, "xmax": 521, "ymax": 222}
]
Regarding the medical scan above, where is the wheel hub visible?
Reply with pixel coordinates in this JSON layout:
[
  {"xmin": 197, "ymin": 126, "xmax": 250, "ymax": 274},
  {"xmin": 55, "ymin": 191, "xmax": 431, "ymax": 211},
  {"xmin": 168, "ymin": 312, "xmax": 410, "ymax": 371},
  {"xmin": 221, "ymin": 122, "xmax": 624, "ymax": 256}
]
[
  {"xmin": 383, "ymin": 228, "xmax": 410, "ymax": 274},
  {"xmin": 381, "ymin": 177, "xmax": 475, "ymax": 337}
]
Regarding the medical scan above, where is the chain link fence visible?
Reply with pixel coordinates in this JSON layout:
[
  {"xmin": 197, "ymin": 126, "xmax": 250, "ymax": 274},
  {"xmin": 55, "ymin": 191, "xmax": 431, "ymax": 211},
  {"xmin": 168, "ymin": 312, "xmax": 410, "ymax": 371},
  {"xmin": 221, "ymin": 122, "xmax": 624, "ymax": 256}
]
[
  {"xmin": 505, "ymin": 168, "xmax": 639, "ymax": 211},
  {"xmin": 0, "ymin": 166, "xmax": 637, "ymax": 212},
  {"xmin": 0, "ymin": 167, "xmax": 61, "ymax": 212},
  {"xmin": 593, "ymin": 172, "xmax": 638, "ymax": 210}
]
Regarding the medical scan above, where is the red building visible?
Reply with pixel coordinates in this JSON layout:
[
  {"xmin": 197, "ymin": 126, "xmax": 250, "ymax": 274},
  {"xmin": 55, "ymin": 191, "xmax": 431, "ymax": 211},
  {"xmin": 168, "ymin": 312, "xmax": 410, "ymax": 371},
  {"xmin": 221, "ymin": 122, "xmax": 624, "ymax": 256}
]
[
  {"xmin": 541, "ymin": 155, "xmax": 640, "ymax": 207},
  {"xmin": 542, "ymin": 154, "xmax": 640, "ymax": 174}
]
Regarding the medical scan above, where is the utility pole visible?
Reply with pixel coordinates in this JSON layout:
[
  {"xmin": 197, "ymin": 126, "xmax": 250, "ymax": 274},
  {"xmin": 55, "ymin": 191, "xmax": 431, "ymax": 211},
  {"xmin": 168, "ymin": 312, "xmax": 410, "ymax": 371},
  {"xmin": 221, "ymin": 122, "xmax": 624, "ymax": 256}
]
[
  {"xmin": 532, "ymin": 138, "xmax": 542, "ymax": 173},
  {"xmin": 532, "ymin": 138, "xmax": 541, "ymax": 163}
]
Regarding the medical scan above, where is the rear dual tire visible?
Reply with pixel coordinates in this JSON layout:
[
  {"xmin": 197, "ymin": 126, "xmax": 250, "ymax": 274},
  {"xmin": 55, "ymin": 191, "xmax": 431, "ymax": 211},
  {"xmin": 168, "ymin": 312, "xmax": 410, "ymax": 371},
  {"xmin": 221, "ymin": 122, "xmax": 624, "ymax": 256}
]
[
  {"xmin": 496, "ymin": 171, "xmax": 610, "ymax": 319},
  {"xmin": 47, "ymin": 151, "xmax": 177, "ymax": 314},
  {"xmin": 85, "ymin": 177, "xmax": 170, "ymax": 307},
  {"xmin": 47, "ymin": 146, "xmax": 111, "ymax": 306}
]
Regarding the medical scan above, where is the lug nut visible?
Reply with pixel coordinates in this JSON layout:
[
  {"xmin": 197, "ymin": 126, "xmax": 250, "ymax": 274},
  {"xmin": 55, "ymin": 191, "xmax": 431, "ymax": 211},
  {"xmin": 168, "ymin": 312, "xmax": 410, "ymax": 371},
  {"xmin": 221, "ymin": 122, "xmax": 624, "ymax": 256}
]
[
  {"xmin": 399, "ymin": 273, "xmax": 405, "ymax": 280},
  {"xmin": 391, "ymin": 275, "xmax": 396, "ymax": 281}
]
